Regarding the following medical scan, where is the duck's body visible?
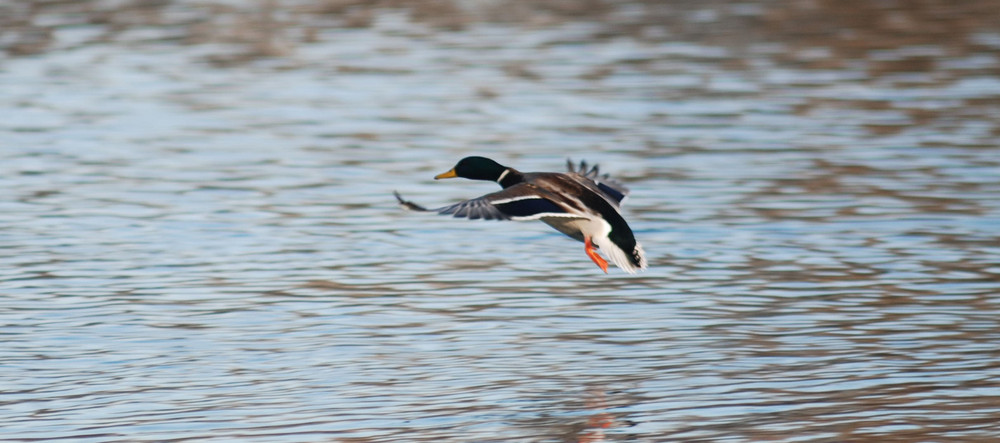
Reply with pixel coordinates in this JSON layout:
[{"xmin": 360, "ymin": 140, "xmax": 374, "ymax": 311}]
[{"xmin": 394, "ymin": 156, "xmax": 647, "ymax": 274}]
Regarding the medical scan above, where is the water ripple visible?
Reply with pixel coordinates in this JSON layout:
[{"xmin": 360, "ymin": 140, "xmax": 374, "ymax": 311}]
[{"xmin": 2, "ymin": 0, "xmax": 1000, "ymax": 441}]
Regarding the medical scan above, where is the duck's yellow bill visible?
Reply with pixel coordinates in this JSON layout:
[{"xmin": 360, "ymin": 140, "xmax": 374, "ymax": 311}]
[{"xmin": 434, "ymin": 169, "xmax": 458, "ymax": 180}]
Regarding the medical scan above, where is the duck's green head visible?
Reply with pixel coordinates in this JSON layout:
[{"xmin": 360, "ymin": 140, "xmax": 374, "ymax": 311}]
[{"xmin": 435, "ymin": 156, "xmax": 507, "ymax": 181}]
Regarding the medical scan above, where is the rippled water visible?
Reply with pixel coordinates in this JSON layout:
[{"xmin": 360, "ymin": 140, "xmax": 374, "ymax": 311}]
[{"xmin": 2, "ymin": 1, "xmax": 1000, "ymax": 441}]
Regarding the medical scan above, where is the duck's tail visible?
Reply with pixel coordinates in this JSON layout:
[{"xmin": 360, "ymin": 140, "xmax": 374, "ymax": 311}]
[{"xmin": 593, "ymin": 236, "xmax": 647, "ymax": 274}]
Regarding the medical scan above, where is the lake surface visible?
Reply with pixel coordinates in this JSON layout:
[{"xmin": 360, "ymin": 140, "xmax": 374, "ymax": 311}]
[{"xmin": 2, "ymin": 1, "xmax": 999, "ymax": 441}]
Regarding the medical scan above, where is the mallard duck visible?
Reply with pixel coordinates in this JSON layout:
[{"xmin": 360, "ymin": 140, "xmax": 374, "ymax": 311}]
[{"xmin": 394, "ymin": 156, "xmax": 647, "ymax": 274}]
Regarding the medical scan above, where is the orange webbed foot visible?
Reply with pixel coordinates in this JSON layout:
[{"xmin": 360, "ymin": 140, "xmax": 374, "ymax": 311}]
[{"xmin": 585, "ymin": 237, "xmax": 609, "ymax": 273}]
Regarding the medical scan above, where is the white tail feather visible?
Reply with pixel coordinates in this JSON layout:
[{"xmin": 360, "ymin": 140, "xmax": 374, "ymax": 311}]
[{"xmin": 593, "ymin": 236, "xmax": 647, "ymax": 274}]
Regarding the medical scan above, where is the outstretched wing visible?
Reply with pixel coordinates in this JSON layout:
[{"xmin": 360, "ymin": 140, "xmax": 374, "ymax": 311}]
[
  {"xmin": 394, "ymin": 191, "xmax": 429, "ymax": 212},
  {"xmin": 394, "ymin": 185, "xmax": 583, "ymax": 221},
  {"xmin": 566, "ymin": 159, "xmax": 630, "ymax": 206}
]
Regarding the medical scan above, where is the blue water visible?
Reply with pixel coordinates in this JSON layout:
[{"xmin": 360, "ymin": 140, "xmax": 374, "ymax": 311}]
[{"xmin": 2, "ymin": 1, "xmax": 999, "ymax": 441}]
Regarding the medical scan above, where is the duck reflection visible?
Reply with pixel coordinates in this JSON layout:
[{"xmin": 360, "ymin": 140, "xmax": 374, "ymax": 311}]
[{"xmin": 572, "ymin": 387, "xmax": 634, "ymax": 443}]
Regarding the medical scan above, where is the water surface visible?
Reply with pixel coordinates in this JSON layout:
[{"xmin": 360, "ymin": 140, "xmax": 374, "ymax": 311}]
[{"xmin": 2, "ymin": 1, "xmax": 999, "ymax": 441}]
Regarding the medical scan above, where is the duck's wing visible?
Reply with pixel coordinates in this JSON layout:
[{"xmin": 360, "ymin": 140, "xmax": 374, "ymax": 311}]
[
  {"xmin": 394, "ymin": 186, "xmax": 584, "ymax": 221},
  {"xmin": 394, "ymin": 191, "xmax": 430, "ymax": 212},
  {"xmin": 566, "ymin": 159, "xmax": 630, "ymax": 206}
]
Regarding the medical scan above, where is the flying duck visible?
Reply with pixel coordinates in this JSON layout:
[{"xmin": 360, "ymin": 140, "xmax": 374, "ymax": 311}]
[{"xmin": 394, "ymin": 156, "xmax": 647, "ymax": 274}]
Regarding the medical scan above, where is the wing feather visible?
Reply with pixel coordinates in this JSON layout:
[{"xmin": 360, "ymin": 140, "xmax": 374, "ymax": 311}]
[
  {"xmin": 566, "ymin": 159, "xmax": 630, "ymax": 205},
  {"xmin": 395, "ymin": 185, "xmax": 582, "ymax": 222}
]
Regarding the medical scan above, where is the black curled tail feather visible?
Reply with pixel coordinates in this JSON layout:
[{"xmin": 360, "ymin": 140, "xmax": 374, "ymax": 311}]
[{"xmin": 629, "ymin": 243, "xmax": 646, "ymax": 269}]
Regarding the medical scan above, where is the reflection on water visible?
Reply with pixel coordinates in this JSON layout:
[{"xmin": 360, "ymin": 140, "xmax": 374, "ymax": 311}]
[{"xmin": 2, "ymin": 0, "xmax": 1000, "ymax": 441}]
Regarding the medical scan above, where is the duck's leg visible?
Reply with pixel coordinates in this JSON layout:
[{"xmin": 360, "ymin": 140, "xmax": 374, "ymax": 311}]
[{"xmin": 584, "ymin": 236, "xmax": 609, "ymax": 273}]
